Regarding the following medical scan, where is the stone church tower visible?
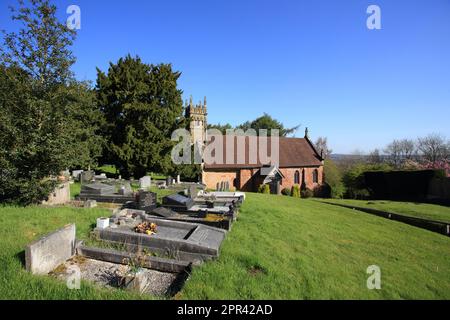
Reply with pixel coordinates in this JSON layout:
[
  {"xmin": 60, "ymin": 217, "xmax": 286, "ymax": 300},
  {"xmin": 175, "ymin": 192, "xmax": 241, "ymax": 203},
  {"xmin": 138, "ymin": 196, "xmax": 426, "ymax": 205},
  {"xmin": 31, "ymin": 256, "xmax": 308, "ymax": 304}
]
[{"xmin": 185, "ymin": 96, "xmax": 207, "ymax": 147}]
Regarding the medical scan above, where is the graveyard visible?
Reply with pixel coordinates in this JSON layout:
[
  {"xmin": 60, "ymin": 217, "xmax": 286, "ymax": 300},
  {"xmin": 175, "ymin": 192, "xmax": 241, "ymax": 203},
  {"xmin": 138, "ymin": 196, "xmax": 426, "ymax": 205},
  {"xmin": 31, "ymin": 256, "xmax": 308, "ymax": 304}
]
[
  {"xmin": 0, "ymin": 180, "xmax": 450, "ymax": 299},
  {"xmin": 0, "ymin": 0, "xmax": 449, "ymax": 303},
  {"xmin": 13, "ymin": 172, "xmax": 247, "ymax": 298}
]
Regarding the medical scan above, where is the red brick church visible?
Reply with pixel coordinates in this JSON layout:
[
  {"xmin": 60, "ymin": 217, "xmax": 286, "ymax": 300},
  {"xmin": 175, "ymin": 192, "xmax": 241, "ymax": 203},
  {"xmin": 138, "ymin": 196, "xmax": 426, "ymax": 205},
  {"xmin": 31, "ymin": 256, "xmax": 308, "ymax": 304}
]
[{"xmin": 185, "ymin": 97, "xmax": 324, "ymax": 193}]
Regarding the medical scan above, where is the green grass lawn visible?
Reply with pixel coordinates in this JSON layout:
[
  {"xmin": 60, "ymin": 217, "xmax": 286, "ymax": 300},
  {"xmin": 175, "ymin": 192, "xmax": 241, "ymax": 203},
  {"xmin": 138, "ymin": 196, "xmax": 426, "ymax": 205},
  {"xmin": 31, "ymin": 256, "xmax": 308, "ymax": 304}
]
[
  {"xmin": 318, "ymin": 199, "xmax": 450, "ymax": 224},
  {"xmin": 0, "ymin": 205, "xmax": 149, "ymax": 300},
  {"xmin": 0, "ymin": 193, "xmax": 449, "ymax": 299},
  {"xmin": 179, "ymin": 194, "xmax": 450, "ymax": 299},
  {"xmin": 70, "ymin": 182, "xmax": 81, "ymax": 199}
]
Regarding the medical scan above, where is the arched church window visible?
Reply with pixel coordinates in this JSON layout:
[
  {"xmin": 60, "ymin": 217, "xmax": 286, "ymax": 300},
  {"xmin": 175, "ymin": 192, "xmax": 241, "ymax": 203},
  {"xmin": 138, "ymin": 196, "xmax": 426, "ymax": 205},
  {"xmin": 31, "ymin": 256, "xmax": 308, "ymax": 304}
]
[
  {"xmin": 313, "ymin": 169, "xmax": 319, "ymax": 183},
  {"xmin": 294, "ymin": 170, "xmax": 300, "ymax": 184}
]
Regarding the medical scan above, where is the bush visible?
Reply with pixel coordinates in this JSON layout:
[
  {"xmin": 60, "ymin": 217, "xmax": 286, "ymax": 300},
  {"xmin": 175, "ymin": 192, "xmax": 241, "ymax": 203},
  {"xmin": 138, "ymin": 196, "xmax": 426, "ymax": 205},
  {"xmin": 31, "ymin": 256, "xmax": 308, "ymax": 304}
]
[
  {"xmin": 342, "ymin": 163, "xmax": 392, "ymax": 199},
  {"xmin": 301, "ymin": 188, "xmax": 314, "ymax": 198},
  {"xmin": 291, "ymin": 185, "xmax": 300, "ymax": 198},
  {"xmin": 258, "ymin": 184, "xmax": 265, "ymax": 193},
  {"xmin": 314, "ymin": 183, "xmax": 332, "ymax": 198},
  {"xmin": 281, "ymin": 188, "xmax": 291, "ymax": 196},
  {"xmin": 258, "ymin": 184, "xmax": 270, "ymax": 194},
  {"xmin": 364, "ymin": 169, "xmax": 442, "ymax": 200}
]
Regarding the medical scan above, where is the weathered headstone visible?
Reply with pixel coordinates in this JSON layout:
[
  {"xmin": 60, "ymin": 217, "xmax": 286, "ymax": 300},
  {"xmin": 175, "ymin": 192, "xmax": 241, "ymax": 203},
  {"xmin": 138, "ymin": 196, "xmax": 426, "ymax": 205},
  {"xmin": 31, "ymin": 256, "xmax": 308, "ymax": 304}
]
[
  {"xmin": 72, "ymin": 170, "xmax": 84, "ymax": 181},
  {"xmin": 138, "ymin": 191, "xmax": 157, "ymax": 213},
  {"xmin": 177, "ymin": 175, "xmax": 181, "ymax": 184},
  {"xmin": 189, "ymin": 185, "xmax": 197, "ymax": 199},
  {"xmin": 118, "ymin": 182, "xmax": 132, "ymax": 195},
  {"xmin": 124, "ymin": 269, "xmax": 149, "ymax": 294},
  {"xmin": 139, "ymin": 176, "xmax": 151, "ymax": 190},
  {"xmin": 166, "ymin": 176, "xmax": 172, "ymax": 186},
  {"xmin": 25, "ymin": 224, "xmax": 76, "ymax": 275},
  {"xmin": 42, "ymin": 182, "xmax": 70, "ymax": 205},
  {"xmin": 80, "ymin": 170, "xmax": 95, "ymax": 184}
]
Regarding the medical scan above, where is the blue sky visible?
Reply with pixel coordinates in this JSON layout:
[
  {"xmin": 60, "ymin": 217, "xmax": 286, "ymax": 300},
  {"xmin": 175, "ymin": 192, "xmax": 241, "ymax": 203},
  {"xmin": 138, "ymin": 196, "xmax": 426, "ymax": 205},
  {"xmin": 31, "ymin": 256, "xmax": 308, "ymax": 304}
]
[{"xmin": 1, "ymin": 0, "xmax": 449, "ymax": 153}]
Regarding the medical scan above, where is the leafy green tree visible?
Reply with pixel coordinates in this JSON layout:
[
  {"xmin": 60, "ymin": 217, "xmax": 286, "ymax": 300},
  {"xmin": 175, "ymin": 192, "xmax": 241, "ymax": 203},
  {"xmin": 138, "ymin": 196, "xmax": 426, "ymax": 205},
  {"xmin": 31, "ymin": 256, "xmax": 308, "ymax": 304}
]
[
  {"xmin": 62, "ymin": 82, "xmax": 105, "ymax": 169},
  {"xmin": 237, "ymin": 113, "xmax": 299, "ymax": 137},
  {"xmin": 1, "ymin": 0, "xmax": 76, "ymax": 88},
  {"xmin": 207, "ymin": 123, "xmax": 233, "ymax": 134},
  {"xmin": 0, "ymin": 0, "xmax": 102, "ymax": 205},
  {"xmin": 96, "ymin": 55, "xmax": 183, "ymax": 178},
  {"xmin": 323, "ymin": 159, "xmax": 344, "ymax": 198}
]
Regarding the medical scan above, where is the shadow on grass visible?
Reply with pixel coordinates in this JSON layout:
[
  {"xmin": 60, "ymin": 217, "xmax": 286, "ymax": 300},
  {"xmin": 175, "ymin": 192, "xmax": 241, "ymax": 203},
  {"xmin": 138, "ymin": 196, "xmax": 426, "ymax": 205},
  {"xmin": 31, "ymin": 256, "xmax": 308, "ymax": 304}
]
[{"xmin": 15, "ymin": 250, "xmax": 26, "ymax": 268}]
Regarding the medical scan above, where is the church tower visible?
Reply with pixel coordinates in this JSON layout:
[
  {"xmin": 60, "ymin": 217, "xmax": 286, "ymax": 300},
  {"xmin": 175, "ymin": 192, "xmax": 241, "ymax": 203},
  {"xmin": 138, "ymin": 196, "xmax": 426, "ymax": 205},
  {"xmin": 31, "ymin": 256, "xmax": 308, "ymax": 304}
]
[{"xmin": 185, "ymin": 96, "xmax": 207, "ymax": 146}]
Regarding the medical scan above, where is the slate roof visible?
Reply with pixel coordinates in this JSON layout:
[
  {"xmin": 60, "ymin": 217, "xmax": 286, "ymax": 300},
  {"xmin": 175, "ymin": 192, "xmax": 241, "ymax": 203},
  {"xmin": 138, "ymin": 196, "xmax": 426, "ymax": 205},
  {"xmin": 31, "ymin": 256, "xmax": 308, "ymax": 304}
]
[{"xmin": 203, "ymin": 135, "xmax": 323, "ymax": 169}]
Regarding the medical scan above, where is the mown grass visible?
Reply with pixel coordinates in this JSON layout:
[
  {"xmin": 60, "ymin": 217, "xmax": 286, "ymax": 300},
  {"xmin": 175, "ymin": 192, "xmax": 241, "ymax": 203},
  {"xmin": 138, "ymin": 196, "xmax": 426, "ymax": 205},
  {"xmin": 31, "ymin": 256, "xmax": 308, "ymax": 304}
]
[
  {"xmin": 0, "ymin": 205, "xmax": 150, "ymax": 300},
  {"xmin": 70, "ymin": 182, "xmax": 81, "ymax": 199},
  {"xmin": 318, "ymin": 199, "xmax": 450, "ymax": 224},
  {"xmin": 180, "ymin": 194, "xmax": 450, "ymax": 299},
  {"xmin": 0, "ymin": 194, "xmax": 449, "ymax": 299}
]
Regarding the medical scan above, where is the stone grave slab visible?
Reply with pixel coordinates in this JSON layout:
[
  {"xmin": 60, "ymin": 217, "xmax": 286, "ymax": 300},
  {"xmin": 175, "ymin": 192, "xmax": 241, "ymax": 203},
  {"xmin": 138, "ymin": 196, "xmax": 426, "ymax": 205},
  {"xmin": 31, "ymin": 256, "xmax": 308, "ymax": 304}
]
[
  {"xmin": 25, "ymin": 224, "xmax": 76, "ymax": 275},
  {"xmin": 95, "ymin": 218, "xmax": 226, "ymax": 259},
  {"xmin": 80, "ymin": 183, "xmax": 115, "ymax": 195}
]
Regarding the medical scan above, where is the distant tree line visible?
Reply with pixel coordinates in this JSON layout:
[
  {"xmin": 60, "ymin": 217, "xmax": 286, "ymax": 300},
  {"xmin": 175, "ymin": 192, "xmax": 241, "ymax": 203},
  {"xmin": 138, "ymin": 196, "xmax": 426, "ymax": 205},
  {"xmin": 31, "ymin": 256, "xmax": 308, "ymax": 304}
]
[
  {"xmin": 368, "ymin": 134, "xmax": 450, "ymax": 169},
  {"xmin": 208, "ymin": 113, "xmax": 300, "ymax": 137},
  {"xmin": 319, "ymin": 134, "xmax": 450, "ymax": 199}
]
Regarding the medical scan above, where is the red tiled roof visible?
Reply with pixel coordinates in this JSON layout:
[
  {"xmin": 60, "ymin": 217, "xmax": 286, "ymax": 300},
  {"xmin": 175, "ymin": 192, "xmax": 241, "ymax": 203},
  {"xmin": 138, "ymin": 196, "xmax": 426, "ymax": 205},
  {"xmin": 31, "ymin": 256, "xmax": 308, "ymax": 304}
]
[{"xmin": 203, "ymin": 135, "xmax": 323, "ymax": 169}]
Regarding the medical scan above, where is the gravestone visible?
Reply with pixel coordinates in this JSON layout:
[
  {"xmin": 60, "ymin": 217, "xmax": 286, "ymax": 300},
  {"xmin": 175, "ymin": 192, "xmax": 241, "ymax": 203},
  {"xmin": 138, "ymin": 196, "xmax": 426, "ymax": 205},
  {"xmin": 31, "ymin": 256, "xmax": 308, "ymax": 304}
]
[
  {"xmin": 80, "ymin": 171, "xmax": 95, "ymax": 184},
  {"xmin": 94, "ymin": 173, "xmax": 107, "ymax": 181},
  {"xmin": 151, "ymin": 207, "xmax": 177, "ymax": 218},
  {"xmin": 139, "ymin": 176, "xmax": 151, "ymax": 190},
  {"xmin": 189, "ymin": 185, "xmax": 197, "ymax": 199},
  {"xmin": 72, "ymin": 170, "xmax": 83, "ymax": 181},
  {"xmin": 84, "ymin": 200, "xmax": 97, "ymax": 208},
  {"xmin": 25, "ymin": 224, "xmax": 76, "ymax": 275},
  {"xmin": 80, "ymin": 183, "xmax": 115, "ymax": 196},
  {"xmin": 138, "ymin": 191, "xmax": 157, "ymax": 213},
  {"xmin": 162, "ymin": 194, "xmax": 194, "ymax": 211},
  {"xmin": 166, "ymin": 176, "xmax": 172, "ymax": 187},
  {"xmin": 118, "ymin": 182, "xmax": 132, "ymax": 195},
  {"xmin": 177, "ymin": 175, "xmax": 181, "ymax": 184}
]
